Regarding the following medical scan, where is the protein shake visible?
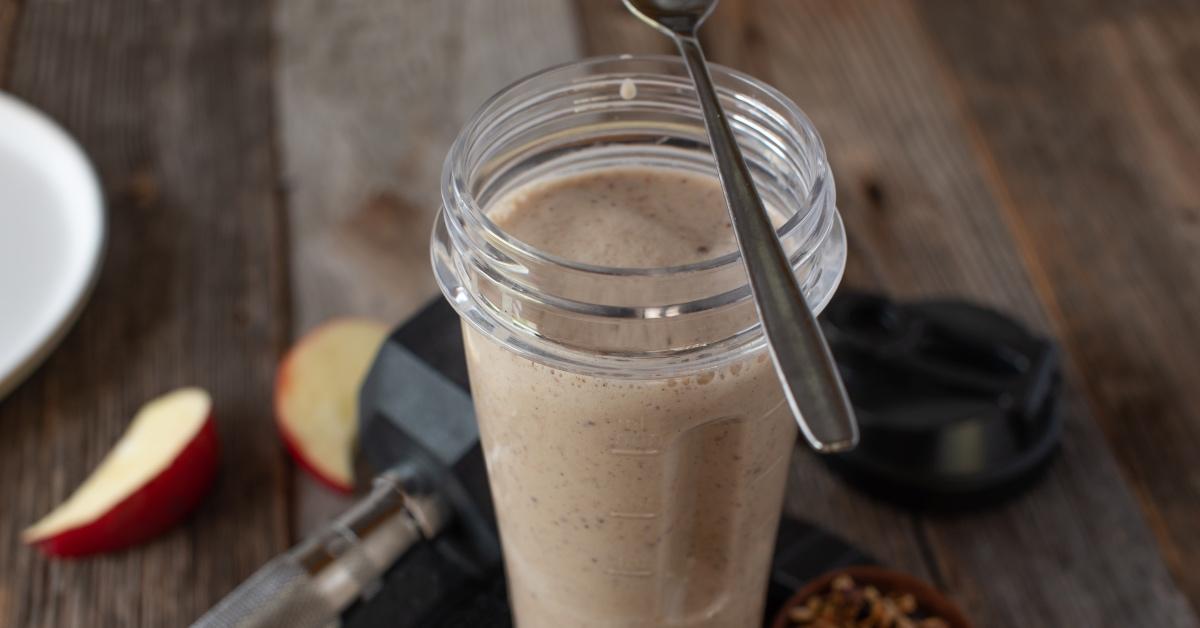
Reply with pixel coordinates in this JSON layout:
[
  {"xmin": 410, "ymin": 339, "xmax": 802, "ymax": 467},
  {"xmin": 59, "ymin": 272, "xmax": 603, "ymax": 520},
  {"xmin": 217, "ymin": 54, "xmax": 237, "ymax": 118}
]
[
  {"xmin": 463, "ymin": 167, "xmax": 795, "ymax": 626},
  {"xmin": 433, "ymin": 55, "xmax": 847, "ymax": 628}
]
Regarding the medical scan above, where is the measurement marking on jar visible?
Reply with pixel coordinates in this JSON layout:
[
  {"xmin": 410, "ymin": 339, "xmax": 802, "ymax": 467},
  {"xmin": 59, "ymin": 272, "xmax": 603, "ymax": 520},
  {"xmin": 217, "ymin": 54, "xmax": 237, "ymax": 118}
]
[
  {"xmin": 609, "ymin": 448, "xmax": 661, "ymax": 456},
  {"xmin": 605, "ymin": 567, "xmax": 654, "ymax": 578},
  {"xmin": 609, "ymin": 511, "xmax": 658, "ymax": 520}
]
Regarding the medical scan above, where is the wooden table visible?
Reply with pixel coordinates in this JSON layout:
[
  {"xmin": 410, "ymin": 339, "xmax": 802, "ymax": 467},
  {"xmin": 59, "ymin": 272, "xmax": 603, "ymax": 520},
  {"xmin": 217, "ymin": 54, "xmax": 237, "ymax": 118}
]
[{"xmin": 2, "ymin": 1, "xmax": 1197, "ymax": 625}]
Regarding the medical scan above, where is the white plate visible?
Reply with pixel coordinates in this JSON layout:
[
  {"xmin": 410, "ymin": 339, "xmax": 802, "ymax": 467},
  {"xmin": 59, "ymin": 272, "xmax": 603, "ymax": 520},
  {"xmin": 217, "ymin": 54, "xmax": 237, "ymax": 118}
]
[{"xmin": 0, "ymin": 93, "xmax": 104, "ymax": 400}]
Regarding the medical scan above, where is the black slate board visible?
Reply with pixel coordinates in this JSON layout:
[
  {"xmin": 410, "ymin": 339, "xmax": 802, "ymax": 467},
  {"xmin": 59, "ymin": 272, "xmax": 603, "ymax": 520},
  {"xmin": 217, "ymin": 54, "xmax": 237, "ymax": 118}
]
[{"xmin": 344, "ymin": 515, "xmax": 873, "ymax": 628}]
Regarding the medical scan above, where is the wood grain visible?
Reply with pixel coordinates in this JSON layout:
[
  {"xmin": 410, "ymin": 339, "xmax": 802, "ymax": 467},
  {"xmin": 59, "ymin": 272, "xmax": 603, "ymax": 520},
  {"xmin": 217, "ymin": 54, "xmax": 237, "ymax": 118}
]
[
  {"xmin": 0, "ymin": 1, "xmax": 289, "ymax": 626},
  {"xmin": 698, "ymin": 0, "xmax": 1198, "ymax": 625},
  {"xmin": 272, "ymin": 0, "xmax": 581, "ymax": 534},
  {"xmin": 574, "ymin": 0, "xmax": 673, "ymax": 56},
  {"xmin": 914, "ymin": 0, "xmax": 1200, "ymax": 610},
  {"xmin": 0, "ymin": 0, "xmax": 18, "ymax": 83}
]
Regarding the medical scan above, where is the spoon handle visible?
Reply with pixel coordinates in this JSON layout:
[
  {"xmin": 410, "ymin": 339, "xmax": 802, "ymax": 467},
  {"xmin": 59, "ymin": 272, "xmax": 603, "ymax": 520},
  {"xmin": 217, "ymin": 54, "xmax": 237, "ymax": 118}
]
[{"xmin": 673, "ymin": 35, "xmax": 858, "ymax": 452}]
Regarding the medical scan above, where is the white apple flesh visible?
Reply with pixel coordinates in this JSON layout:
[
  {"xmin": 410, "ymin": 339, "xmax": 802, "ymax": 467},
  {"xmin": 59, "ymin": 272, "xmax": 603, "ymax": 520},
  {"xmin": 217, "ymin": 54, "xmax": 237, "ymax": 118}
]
[
  {"xmin": 275, "ymin": 318, "xmax": 388, "ymax": 493},
  {"xmin": 24, "ymin": 387, "xmax": 219, "ymax": 557}
]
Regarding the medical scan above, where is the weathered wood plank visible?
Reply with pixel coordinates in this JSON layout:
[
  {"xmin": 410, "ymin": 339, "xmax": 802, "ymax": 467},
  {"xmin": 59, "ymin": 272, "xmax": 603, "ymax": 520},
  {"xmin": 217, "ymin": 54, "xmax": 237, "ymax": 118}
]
[
  {"xmin": 0, "ymin": 0, "xmax": 18, "ymax": 83},
  {"xmin": 574, "ymin": 0, "xmax": 673, "ymax": 56},
  {"xmin": 0, "ymin": 2, "xmax": 289, "ymax": 626},
  {"xmin": 914, "ymin": 0, "xmax": 1200, "ymax": 611},
  {"xmin": 272, "ymin": 0, "xmax": 581, "ymax": 535},
  {"xmin": 702, "ymin": 0, "xmax": 1197, "ymax": 625}
]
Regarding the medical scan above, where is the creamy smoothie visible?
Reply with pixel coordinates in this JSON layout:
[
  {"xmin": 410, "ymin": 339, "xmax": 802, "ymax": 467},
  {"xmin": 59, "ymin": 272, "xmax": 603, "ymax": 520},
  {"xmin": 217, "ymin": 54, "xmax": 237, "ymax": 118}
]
[{"xmin": 463, "ymin": 167, "xmax": 797, "ymax": 627}]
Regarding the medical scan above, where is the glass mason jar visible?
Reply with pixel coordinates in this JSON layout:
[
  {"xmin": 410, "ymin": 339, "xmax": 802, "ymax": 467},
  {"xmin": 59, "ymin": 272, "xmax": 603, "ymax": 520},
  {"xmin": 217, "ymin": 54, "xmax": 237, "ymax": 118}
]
[{"xmin": 432, "ymin": 55, "xmax": 846, "ymax": 627}]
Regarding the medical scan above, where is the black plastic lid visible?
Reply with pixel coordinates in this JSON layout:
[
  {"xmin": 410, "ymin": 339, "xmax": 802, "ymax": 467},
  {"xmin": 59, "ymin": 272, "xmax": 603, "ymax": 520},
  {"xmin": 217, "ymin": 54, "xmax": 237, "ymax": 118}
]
[{"xmin": 820, "ymin": 290, "xmax": 1062, "ymax": 509}]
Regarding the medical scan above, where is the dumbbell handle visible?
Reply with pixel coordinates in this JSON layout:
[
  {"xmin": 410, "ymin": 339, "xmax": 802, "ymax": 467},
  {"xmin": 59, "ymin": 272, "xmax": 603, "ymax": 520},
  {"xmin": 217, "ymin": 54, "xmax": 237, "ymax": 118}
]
[{"xmin": 191, "ymin": 471, "xmax": 449, "ymax": 628}]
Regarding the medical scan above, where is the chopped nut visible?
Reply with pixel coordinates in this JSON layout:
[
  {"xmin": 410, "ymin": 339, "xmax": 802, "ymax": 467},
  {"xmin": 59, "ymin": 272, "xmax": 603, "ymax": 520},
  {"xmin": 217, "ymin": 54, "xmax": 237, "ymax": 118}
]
[
  {"xmin": 789, "ymin": 605, "xmax": 816, "ymax": 622},
  {"xmin": 785, "ymin": 572, "xmax": 955, "ymax": 628},
  {"xmin": 878, "ymin": 599, "xmax": 899, "ymax": 625},
  {"xmin": 832, "ymin": 574, "xmax": 855, "ymax": 591}
]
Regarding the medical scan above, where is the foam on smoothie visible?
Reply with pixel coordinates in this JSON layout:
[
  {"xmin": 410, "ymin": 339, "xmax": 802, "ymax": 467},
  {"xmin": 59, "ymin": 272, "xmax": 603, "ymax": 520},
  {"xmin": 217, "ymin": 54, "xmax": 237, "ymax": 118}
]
[{"xmin": 489, "ymin": 167, "xmax": 738, "ymax": 268}]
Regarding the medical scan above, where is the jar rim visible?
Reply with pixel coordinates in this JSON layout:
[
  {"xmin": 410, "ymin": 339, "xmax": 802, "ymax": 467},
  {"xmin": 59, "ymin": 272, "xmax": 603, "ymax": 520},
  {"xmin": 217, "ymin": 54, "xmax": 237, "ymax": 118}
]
[
  {"xmin": 442, "ymin": 53, "xmax": 832, "ymax": 278},
  {"xmin": 434, "ymin": 54, "xmax": 847, "ymax": 376}
]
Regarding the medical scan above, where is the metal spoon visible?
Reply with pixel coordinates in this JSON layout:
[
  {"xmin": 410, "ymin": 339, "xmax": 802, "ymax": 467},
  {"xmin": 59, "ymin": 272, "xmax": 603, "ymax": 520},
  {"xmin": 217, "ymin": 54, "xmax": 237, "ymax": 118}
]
[{"xmin": 623, "ymin": 0, "xmax": 859, "ymax": 452}]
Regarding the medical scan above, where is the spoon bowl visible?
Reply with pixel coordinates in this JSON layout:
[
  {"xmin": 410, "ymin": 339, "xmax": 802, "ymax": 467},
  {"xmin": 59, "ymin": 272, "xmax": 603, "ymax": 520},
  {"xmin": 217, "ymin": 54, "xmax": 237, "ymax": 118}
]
[{"xmin": 623, "ymin": 0, "xmax": 717, "ymax": 35}]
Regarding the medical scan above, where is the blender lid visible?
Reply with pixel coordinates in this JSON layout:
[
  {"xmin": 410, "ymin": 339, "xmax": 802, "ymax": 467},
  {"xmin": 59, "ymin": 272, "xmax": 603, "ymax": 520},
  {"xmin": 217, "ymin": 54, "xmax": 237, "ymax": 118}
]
[{"xmin": 820, "ymin": 290, "xmax": 1063, "ymax": 509}]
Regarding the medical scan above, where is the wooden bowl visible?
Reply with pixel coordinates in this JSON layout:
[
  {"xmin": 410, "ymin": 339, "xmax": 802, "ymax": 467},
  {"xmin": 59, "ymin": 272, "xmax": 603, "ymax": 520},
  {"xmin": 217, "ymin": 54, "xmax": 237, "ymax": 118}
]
[{"xmin": 771, "ymin": 565, "xmax": 973, "ymax": 628}]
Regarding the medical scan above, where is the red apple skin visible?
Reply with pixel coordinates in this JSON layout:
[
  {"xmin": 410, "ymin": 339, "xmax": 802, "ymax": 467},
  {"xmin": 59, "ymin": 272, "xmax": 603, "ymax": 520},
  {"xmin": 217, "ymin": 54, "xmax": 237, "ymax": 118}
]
[
  {"xmin": 273, "ymin": 318, "xmax": 385, "ymax": 494},
  {"xmin": 30, "ymin": 416, "xmax": 220, "ymax": 558},
  {"xmin": 276, "ymin": 418, "xmax": 354, "ymax": 494}
]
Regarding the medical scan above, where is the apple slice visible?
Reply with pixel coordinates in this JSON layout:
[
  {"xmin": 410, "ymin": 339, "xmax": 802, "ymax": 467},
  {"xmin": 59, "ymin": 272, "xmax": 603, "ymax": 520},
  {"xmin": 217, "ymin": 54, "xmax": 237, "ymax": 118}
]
[
  {"xmin": 24, "ymin": 387, "xmax": 218, "ymax": 557},
  {"xmin": 275, "ymin": 318, "xmax": 388, "ymax": 493}
]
